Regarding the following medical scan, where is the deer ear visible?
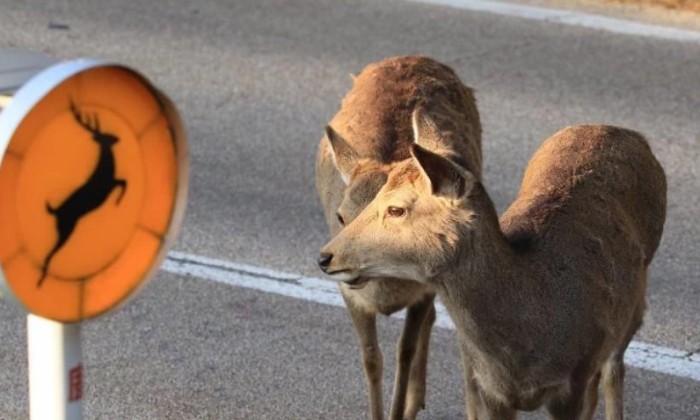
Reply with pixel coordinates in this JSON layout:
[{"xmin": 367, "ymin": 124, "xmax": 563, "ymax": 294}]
[
  {"xmin": 412, "ymin": 105, "xmax": 461, "ymax": 158},
  {"xmin": 325, "ymin": 125, "xmax": 359, "ymax": 185},
  {"xmin": 411, "ymin": 105, "xmax": 439, "ymax": 147},
  {"xmin": 410, "ymin": 143, "xmax": 474, "ymax": 199}
]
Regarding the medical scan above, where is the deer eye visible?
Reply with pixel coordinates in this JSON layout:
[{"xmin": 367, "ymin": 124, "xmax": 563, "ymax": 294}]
[
  {"xmin": 386, "ymin": 206, "xmax": 406, "ymax": 218},
  {"xmin": 336, "ymin": 212, "xmax": 345, "ymax": 226}
]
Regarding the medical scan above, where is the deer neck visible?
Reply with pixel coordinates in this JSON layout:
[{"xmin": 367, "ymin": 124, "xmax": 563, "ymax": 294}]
[
  {"xmin": 436, "ymin": 184, "xmax": 541, "ymax": 366},
  {"xmin": 99, "ymin": 142, "xmax": 115, "ymax": 160}
]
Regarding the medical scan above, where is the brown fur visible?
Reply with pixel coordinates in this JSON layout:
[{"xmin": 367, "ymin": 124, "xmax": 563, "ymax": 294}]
[
  {"xmin": 316, "ymin": 56, "xmax": 482, "ymax": 420},
  {"xmin": 321, "ymin": 123, "xmax": 666, "ymax": 419}
]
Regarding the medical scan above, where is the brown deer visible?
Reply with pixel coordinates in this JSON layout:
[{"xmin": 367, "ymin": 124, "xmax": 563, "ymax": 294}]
[
  {"xmin": 320, "ymin": 121, "xmax": 666, "ymax": 419},
  {"xmin": 316, "ymin": 56, "xmax": 482, "ymax": 419},
  {"xmin": 39, "ymin": 102, "xmax": 127, "ymax": 287}
]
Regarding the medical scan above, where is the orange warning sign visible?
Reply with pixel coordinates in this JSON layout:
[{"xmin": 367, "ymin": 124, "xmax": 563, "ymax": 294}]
[{"xmin": 0, "ymin": 62, "xmax": 187, "ymax": 322}]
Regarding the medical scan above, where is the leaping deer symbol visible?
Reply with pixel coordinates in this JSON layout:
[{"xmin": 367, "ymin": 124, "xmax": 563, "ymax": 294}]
[{"xmin": 37, "ymin": 102, "xmax": 128, "ymax": 287}]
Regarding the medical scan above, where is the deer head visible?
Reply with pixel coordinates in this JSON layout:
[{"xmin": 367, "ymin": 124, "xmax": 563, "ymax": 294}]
[
  {"xmin": 323, "ymin": 125, "xmax": 389, "ymax": 236},
  {"xmin": 319, "ymin": 108, "xmax": 478, "ymax": 284},
  {"xmin": 70, "ymin": 101, "xmax": 119, "ymax": 147}
]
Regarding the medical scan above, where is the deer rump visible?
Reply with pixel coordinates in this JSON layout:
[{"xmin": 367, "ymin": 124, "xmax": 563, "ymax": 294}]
[{"xmin": 501, "ymin": 125, "xmax": 666, "ymax": 270}]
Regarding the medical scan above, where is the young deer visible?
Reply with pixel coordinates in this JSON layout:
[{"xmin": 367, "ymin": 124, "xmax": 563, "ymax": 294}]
[
  {"xmin": 320, "ymin": 119, "xmax": 666, "ymax": 420},
  {"xmin": 316, "ymin": 56, "xmax": 482, "ymax": 420}
]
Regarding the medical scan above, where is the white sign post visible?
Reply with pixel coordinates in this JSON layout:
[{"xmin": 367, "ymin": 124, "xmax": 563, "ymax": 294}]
[{"xmin": 27, "ymin": 315, "xmax": 83, "ymax": 420}]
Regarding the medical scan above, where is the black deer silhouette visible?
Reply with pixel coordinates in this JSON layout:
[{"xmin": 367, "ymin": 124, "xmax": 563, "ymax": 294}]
[{"xmin": 37, "ymin": 102, "xmax": 127, "ymax": 287}]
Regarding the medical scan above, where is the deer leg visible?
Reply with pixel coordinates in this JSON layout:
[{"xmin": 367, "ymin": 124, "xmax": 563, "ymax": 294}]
[
  {"xmin": 38, "ymin": 218, "xmax": 76, "ymax": 287},
  {"xmin": 547, "ymin": 359, "xmax": 598, "ymax": 420},
  {"xmin": 603, "ymin": 274, "xmax": 644, "ymax": 420},
  {"xmin": 404, "ymin": 298, "xmax": 436, "ymax": 420},
  {"xmin": 114, "ymin": 179, "xmax": 127, "ymax": 205},
  {"xmin": 482, "ymin": 395, "xmax": 516, "ymax": 420},
  {"xmin": 603, "ymin": 323, "xmax": 639, "ymax": 420},
  {"xmin": 344, "ymin": 300, "xmax": 384, "ymax": 420},
  {"xmin": 390, "ymin": 296, "xmax": 432, "ymax": 420},
  {"xmin": 580, "ymin": 371, "xmax": 601, "ymax": 420},
  {"xmin": 465, "ymin": 374, "xmax": 486, "ymax": 420},
  {"xmin": 457, "ymin": 346, "xmax": 486, "ymax": 420},
  {"xmin": 546, "ymin": 383, "xmax": 588, "ymax": 420},
  {"xmin": 602, "ymin": 353, "xmax": 625, "ymax": 420}
]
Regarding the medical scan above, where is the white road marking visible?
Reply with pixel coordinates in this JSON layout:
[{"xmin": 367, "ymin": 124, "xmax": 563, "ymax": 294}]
[
  {"xmin": 410, "ymin": 0, "xmax": 700, "ymax": 43},
  {"xmin": 163, "ymin": 251, "xmax": 700, "ymax": 382}
]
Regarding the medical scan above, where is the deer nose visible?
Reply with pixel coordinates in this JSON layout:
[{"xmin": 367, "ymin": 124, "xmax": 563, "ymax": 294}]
[{"xmin": 318, "ymin": 253, "xmax": 333, "ymax": 272}]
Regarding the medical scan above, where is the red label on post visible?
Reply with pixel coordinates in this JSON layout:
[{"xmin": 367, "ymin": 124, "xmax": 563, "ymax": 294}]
[{"xmin": 68, "ymin": 364, "xmax": 83, "ymax": 402}]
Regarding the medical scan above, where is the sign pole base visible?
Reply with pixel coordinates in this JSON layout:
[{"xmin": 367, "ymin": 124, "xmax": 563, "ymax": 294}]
[{"xmin": 27, "ymin": 315, "xmax": 83, "ymax": 420}]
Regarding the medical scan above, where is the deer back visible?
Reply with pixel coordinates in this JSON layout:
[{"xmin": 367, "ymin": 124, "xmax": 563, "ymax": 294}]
[
  {"xmin": 501, "ymin": 125, "xmax": 666, "ymax": 265},
  {"xmin": 316, "ymin": 55, "xmax": 482, "ymax": 234}
]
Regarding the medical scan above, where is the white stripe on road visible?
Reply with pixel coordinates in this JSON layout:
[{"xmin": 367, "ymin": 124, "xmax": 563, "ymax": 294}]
[
  {"xmin": 163, "ymin": 251, "xmax": 700, "ymax": 382},
  {"xmin": 410, "ymin": 0, "xmax": 700, "ymax": 43}
]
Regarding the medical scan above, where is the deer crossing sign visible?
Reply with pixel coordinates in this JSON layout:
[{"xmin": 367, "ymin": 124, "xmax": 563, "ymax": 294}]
[{"xmin": 0, "ymin": 59, "xmax": 188, "ymax": 323}]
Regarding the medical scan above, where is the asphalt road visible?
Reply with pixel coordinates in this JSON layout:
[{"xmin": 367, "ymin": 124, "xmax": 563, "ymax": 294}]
[{"xmin": 1, "ymin": 0, "xmax": 699, "ymax": 418}]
